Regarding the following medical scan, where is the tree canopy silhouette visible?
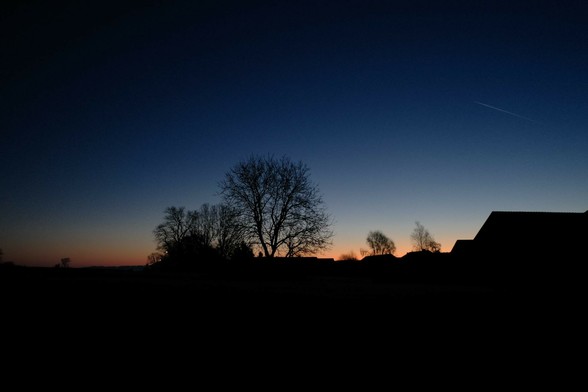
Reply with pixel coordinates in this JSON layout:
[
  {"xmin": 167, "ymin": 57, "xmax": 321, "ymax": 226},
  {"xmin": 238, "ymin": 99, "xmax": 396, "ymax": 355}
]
[
  {"xmin": 410, "ymin": 221, "xmax": 441, "ymax": 252},
  {"xmin": 220, "ymin": 155, "xmax": 333, "ymax": 257},
  {"xmin": 366, "ymin": 230, "xmax": 396, "ymax": 255},
  {"xmin": 152, "ymin": 203, "xmax": 249, "ymax": 268},
  {"xmin": 153, "ymin": 206, "xmax": 194, "ymax": 253}
]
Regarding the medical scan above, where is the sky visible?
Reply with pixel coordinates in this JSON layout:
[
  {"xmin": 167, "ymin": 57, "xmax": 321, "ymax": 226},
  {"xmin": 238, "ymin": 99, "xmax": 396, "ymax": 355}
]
[{"xmin": 2, "ymin": 0, "xmax": 587, "ymax": 267}]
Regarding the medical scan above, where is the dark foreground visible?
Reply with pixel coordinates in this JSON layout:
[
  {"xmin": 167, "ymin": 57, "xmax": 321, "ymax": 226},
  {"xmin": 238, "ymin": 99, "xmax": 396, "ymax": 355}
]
[
  {"xmin": 1, "ymin": 261, "xmax": 584, "ymax": 378},
  {"xmin": 2, "ymin": 262, "xmax": 580, "ymax": 322}
]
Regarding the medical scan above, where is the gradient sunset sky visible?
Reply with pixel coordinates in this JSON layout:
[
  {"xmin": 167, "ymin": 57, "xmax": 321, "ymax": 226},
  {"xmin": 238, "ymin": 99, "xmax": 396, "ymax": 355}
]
[{"xmin": 2, "ymin": 0, "xmax": 587, "ymax": 267}]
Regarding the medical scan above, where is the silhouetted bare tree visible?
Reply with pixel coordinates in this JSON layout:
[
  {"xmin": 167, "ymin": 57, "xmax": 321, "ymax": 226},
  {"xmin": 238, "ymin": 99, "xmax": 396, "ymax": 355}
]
[
  {"xmin": 153, "ymin": 206, "xmax": 195, "ymax": 253},
  {"xmin": 220, "ymin": 155, "xmax": 333, "ymax": 257},
  {"xmin": 215, "ymin": 204, "xmax": 246, "ymax": 259},
  {"xmin": 190, "ymin": 203, "xmax": 217, "ymax": 248},
  {"xmin": 410, "ymin": 221, "xmax": 441, "ymax": 252},
  {"xmin": 366, "ymin": 231, "xmax": 396, "ymax": 255},
  {"xmin": 152, "ymin": 204, "xmax": 249, "ymax": 266}
]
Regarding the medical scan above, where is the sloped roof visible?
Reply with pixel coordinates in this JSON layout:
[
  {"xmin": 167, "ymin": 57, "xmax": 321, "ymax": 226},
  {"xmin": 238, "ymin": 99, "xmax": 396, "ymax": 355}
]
[
  {"xmin": 476, "ymin": 211, "xmax": 586, "ymax": 239},
  {"xmin": 452, "ymin": 210, "xmax": 587, "ymax": 257},
  {"xmin": 450, "ymin": 239, "xmax": 475, "ymax": 255}
]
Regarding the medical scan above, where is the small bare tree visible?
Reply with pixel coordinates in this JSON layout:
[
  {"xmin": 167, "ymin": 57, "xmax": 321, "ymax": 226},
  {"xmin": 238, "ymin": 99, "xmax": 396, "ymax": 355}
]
[
  {"xmin": 410, "ymin": 221, "xmax": 441, "ymax": 252},
  {"xmin": 215, "ymin": 203, "xmax": 247, "ymax": 259},
  {"xmin": 190, "ymin": 203, "xmax": 218, "ymax": 248},
  {"xmin": 366, "ymin": 231, "xmax": 396, "ymax": 255},
  {"xmin": 153, "ymin": 206, "xmax": 195, "ymax": 253}
]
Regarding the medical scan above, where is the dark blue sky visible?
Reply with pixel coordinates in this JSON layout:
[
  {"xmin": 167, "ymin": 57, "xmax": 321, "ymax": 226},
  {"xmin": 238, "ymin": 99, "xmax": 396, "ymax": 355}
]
[{"xmin": 2, "ymin": 0, "xmax": 587, "ymax": 266}]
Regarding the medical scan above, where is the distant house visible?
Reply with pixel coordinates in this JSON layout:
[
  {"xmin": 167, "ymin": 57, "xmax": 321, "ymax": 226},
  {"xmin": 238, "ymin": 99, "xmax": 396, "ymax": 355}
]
[{"xmin": 452, "ymin": 210, "xmax": 588, "ymax": 261}]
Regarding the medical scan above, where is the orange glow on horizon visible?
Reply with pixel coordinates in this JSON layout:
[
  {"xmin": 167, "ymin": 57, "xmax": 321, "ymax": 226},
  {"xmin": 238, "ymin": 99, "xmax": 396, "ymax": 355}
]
[{"xmin": 9, "ymin": 237, "xmax": 458, "ymax": 267}]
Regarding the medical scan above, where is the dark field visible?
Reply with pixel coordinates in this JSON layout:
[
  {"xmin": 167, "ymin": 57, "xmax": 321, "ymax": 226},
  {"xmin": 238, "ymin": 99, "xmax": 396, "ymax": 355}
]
[
  {"xmin": 2, "ymin": 261, "xmax": 574, "ymax": 323},
  {"xmin": 2, "ymin": 262, "xmax": 583, "ymax": 371}
]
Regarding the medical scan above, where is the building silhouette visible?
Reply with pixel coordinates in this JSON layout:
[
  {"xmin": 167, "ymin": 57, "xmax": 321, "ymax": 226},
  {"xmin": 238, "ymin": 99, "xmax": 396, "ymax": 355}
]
[{"xmin": 451, "ymin": 210, "xmax": 588, "ymax": 285}]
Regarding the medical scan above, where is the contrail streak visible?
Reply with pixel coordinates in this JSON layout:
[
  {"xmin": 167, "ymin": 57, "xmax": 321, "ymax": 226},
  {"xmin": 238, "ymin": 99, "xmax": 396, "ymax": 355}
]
[{"xmin": 474, "ymin": 101, "xmax": 539, "ymax": 123}]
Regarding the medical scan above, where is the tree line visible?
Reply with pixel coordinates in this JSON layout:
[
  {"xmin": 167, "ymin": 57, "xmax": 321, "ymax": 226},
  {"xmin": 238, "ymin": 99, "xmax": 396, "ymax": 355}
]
[
  {"xmin": 149, "ymin": 154, "xmax": 440, "ymax": 269},
  {"xmin": 340, "ymin": 222, "xmax": 441, "ymax": 261},
  {"xmin": 149, "ymin": 155, "xmax": 333, "ymax": 269}
]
